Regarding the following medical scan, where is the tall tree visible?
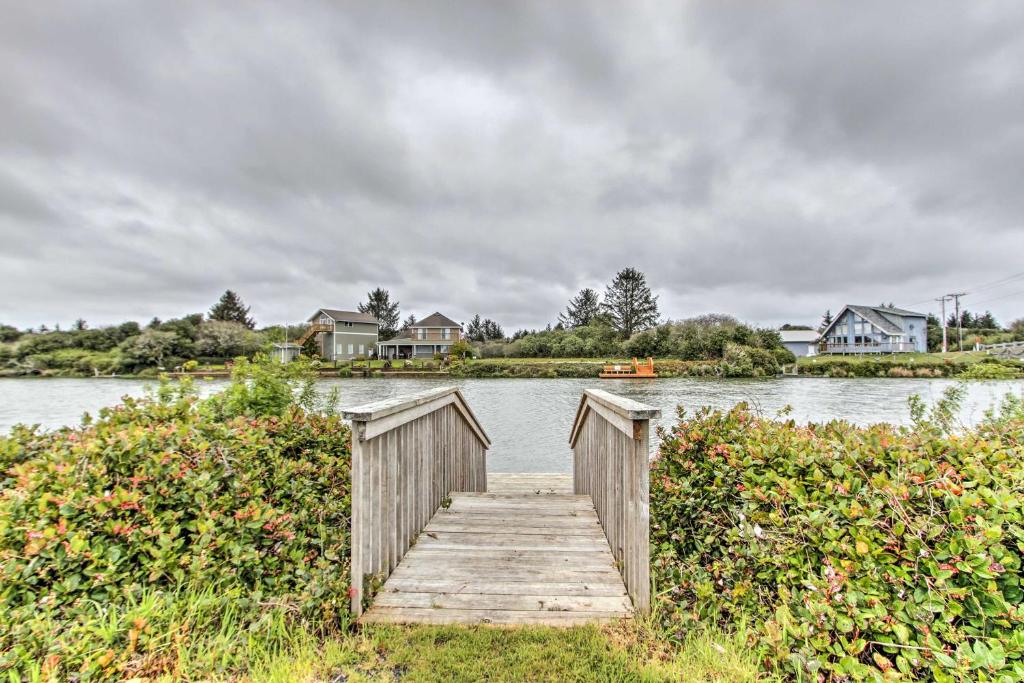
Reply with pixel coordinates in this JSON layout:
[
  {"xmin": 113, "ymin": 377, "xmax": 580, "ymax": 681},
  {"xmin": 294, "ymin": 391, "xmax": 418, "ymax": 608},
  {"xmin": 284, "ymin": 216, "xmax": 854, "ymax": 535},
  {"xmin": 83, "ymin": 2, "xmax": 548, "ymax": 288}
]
[
  {"xmin": 819, "ymin": 310, "xmax": 833, "ymax": 332},
  {"xmin": 601, "ymin": 267, "xmax": 659, "ymax": 338},
  {"xmin": 401, "ymin": 314, "xmax": 417, "ymax": 332},
  {"xmin": 482, "ymin": 319, "xmax": 504, "ymax": 341},
  {"xmin": 974, "ymin": 311, "xmax": 999, "ymax": 329},
  {"xmin": 465, "ymin": 314, "xmax": 484, "ymax": 342},
  {"xmin": 358, "ymin": 288, "xmax": 400, "ymax": 340},
  {"xmin": 558, "ymin": 288, "xmax": 601, "ymax": 328},
  {"xmin": 72, "ymin": 318, "xmax": 88, "ymax": 331},
  {"xmin": 208, "ymin": 290, "xmax": 255, "ymax": 329}
]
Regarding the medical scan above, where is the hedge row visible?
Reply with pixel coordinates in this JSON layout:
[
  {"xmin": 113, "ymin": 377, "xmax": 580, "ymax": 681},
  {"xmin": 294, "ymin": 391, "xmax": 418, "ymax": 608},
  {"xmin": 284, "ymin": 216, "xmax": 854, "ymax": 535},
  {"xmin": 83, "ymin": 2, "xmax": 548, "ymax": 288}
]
[
  {"xmin": 448, "ymin": 357, "xmax": 771, "ymax": 379},
  {"xmin": 650, "ymin": 402, "xmax": 1024, "ymax": 681},
  {"xmin": 0, "ymin": 385, "xmax": 352, "ymax": 679},
  {"xmin": 797, "ymin": 356, "xmax": 1024, "ymax": 379}
]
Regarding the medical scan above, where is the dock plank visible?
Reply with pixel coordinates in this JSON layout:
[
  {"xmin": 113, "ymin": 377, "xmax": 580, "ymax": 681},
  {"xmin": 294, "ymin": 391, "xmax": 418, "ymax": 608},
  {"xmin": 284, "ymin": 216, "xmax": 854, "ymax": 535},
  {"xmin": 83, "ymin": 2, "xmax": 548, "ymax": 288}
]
[{"xmin": 360, "ymin": 473, "xmax": 632, "ymax": 626}]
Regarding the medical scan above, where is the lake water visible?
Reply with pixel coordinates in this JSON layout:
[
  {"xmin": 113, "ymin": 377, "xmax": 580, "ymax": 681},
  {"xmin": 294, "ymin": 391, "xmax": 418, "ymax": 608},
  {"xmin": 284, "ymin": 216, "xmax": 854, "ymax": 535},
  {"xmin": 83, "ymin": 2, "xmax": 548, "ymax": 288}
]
[{"xmin": 1, "ymin": 377, "xmax": 1021, "ymax": 473}]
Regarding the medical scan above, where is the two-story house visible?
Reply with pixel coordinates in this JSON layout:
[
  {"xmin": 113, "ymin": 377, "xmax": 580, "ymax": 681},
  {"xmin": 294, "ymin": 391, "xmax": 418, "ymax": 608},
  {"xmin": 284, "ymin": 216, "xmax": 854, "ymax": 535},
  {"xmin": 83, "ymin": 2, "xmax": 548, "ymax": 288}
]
[
  {"xmin": 819, "ymin": 305, "xmax": 927, "ymax": 354},
  {"xmin": 377, "ymin": 312, "xmax": 462, "ymax": 359},
  {"xmin": 299, "ymin": 308, "xmax": 380, "ymax": 360}
]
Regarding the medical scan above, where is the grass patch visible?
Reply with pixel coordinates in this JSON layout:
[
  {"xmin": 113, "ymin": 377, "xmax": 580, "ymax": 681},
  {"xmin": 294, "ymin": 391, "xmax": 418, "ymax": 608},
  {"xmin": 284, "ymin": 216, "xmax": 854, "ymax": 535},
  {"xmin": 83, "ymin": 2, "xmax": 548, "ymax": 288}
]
[{"xmin": 249, "ymin": 622, "xmax": 772, "ymax": 683}]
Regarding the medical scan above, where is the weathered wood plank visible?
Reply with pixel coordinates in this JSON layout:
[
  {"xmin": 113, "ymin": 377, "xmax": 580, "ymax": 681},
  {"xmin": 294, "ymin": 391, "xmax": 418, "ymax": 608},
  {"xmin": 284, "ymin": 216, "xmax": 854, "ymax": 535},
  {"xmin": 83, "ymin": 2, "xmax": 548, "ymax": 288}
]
[
  {"xmin": 382, "ymin": 580, "xmax": 627, "ymax": 596},
  {"xmin": 360, "ymin": 607, "xmax": 629, "ymax": 626},
  {"xmin": 372, "ymin": 592, "xmax": 633, "ymax": 612}
]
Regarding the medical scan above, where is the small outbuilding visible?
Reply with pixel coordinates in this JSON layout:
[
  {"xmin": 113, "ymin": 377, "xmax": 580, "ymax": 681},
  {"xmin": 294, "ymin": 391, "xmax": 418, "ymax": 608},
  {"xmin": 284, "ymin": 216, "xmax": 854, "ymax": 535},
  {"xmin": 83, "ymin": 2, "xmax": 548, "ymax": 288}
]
[
  {"xmin": 779, "ymin": 329, "xmax": 820, "ymax": 358},
  {"xmin": 271, "ymin": 342, "xmax": 302, "ymax": 363}
]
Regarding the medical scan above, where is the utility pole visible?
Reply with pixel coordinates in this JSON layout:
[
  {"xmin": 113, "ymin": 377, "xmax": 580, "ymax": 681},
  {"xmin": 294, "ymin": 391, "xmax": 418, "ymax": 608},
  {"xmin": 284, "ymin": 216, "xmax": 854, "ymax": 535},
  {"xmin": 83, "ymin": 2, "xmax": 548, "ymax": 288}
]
[
  {"xmin": 947, "ymin": 292, "xmax": 967, "ymax": 352},
  {"xmin": 935, "ymin": 295, "xmax": 950, "ymax": 353}
]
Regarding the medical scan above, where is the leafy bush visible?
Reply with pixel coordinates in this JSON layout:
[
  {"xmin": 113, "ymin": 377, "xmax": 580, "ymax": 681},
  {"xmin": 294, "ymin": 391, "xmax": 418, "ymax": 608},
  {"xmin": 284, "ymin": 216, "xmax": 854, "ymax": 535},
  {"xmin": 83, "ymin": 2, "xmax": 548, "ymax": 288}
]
[
  {"xmin": 0, "ymin": 371, "xmax": 352, "ymax": 679},
  {"xmin": 650, "ymin": 398, "xmax": 1024, "ymax": 681},
  {"xmin": 958, "ymin": 362, "xmax": 1024, "ymax": 380}
]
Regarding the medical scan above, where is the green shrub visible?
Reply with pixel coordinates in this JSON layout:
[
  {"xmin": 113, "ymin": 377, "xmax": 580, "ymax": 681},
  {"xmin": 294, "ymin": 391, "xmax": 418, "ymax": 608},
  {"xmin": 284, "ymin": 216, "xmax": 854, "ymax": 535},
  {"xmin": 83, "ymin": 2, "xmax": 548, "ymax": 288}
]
[
  {"xmin": 0, "ymin": 374, "xmax": 352, "ymax": 679},
  {"xmin": 650, "ymin": 402, "xmax": 1024, "ymax": 681},
  {"xmin": 958, "ymin": 363, "xmax": 1024, "ymax": 380}
]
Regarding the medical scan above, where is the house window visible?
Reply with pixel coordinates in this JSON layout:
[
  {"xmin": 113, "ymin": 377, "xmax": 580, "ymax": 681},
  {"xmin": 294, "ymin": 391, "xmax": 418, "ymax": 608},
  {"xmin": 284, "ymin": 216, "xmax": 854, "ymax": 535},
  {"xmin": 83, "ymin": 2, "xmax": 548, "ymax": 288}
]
[
  {"xmin": 343, "ymin": 321, "xmax": 353, "ymax": 327},
  {"xmin": 319, "ymin": 316, "xmax": 331, "ymax": 325},
  {"xmin": 442, "ymin": 328, "xmax": 451, "ymax": 340},
  {"xmin": 358, "ymin": 344, "xmax": 364, "ymax": 354},
  {"xmin": 417, "ymin": 328, "xmax": 426, "ymax": 340},
  {"xmin": 348, "ymin": 344, "xmax": 354, "ymax": 355}
]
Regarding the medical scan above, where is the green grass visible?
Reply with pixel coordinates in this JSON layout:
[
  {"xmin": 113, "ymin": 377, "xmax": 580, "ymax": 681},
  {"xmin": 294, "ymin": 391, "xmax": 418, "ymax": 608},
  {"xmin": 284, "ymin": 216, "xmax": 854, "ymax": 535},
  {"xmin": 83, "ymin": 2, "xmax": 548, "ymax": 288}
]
[
  {"xmin": 47, "ymin": 586, "xmax": 771, "ymax": 682},
  {"xmin": 796, "ymin": 350, "xmax": 990, "ymax": 366},
  {"xmin": 247, "ymin": 622, "xmax": 773, "ymax": 683}
]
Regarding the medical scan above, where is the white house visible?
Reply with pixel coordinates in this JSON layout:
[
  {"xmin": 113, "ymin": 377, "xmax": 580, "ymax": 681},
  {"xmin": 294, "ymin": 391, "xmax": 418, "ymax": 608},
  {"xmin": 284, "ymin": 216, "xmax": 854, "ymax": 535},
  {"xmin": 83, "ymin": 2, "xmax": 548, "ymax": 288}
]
[{"xmin": 779, "ymin": 329, "xmax": 820, "ymax": 357}]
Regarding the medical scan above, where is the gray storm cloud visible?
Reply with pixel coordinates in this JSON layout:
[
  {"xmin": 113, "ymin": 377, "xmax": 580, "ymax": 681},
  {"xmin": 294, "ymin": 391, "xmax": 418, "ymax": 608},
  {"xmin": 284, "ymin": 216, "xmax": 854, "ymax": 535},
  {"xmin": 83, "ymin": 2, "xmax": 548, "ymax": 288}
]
[{"xmin": 1, "ymin": 0, "xmax": 1022, "ymax": 330}]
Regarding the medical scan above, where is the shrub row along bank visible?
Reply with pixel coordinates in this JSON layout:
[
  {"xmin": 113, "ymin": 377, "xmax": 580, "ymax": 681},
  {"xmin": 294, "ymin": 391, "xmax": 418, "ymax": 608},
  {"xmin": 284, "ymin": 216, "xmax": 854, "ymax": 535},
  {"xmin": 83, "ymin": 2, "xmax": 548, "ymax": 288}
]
[
  {"xmin": 0, "ymin": 364, "xmax": 352, "ymax": 680},
  {"xmin": 448, "ymin": 355, "xmax": 774, "ymax": 379},
  {"xmin": 650, "ymin": 392, "xmax": 1024, "ymax": 681},
  {"xmin": 796, "ymin": 355, "xmax": 1024, "ymax": 379}
]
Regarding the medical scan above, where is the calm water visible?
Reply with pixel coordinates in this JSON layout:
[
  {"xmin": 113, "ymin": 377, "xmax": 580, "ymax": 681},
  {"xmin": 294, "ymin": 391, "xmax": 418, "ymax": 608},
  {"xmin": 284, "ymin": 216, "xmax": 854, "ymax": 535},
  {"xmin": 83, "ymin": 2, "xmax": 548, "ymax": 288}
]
[{"xmin": 1, "ymin": 377, "xmax": 1021, "ymax": 473}]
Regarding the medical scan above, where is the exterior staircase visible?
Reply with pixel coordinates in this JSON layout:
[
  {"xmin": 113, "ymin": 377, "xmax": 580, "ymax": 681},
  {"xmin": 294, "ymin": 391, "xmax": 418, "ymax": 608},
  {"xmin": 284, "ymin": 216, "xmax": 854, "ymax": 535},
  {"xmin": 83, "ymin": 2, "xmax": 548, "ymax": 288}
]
[{"xmin": 296, "ymin": 322, "xmax": 332, "ymax": 347}]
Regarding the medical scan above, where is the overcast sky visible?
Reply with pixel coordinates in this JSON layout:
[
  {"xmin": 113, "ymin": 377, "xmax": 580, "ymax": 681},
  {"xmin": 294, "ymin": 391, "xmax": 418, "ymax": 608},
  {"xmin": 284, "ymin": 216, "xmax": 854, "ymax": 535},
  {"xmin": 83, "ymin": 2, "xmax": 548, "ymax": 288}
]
[{"xmin": 2, "ymin": 1, "xmax": 1023, "ymax": 332}]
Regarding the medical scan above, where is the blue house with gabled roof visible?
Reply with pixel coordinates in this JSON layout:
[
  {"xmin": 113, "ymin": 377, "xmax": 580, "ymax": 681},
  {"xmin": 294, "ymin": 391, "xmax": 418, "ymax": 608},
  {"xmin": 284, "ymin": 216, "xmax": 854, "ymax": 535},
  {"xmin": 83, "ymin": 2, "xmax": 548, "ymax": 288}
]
[{"xmin": 819, "ymin": 305, "xmax": 927, "ymax": 354}]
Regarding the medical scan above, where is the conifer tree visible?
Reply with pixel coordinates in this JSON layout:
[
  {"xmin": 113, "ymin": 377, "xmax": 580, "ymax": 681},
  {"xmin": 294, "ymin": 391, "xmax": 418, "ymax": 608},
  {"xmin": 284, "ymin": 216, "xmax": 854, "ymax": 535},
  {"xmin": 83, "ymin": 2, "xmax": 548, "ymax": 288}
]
[
  {"xmin": 601, "ymin": 268, "xmax": 659, "ymax": 338},
  {"xmin": 558, "ymin": 288, "xmax": 601, "ymax": 328},
  {"xmin": 358, "ymin": 288, "xmax": 400, "ymax": 339},
  {"xmin": 208, "ymin": 290, "xmax": 255, "ymax": 329}
]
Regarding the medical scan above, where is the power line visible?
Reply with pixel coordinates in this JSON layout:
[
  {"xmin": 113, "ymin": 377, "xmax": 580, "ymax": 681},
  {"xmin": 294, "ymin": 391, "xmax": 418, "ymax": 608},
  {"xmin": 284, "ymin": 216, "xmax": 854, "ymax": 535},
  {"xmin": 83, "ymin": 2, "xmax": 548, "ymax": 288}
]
[
  {"xmin": 968, "ymin": 287, "xmax": 1024, "ymax": 308},
  {"xmin": 901, "ymin": 268, "xmax": 1024, "ymax": 310},
  {"xmin": 964, "ymin": 269, "xmax": 1024, "ymax": 294}
]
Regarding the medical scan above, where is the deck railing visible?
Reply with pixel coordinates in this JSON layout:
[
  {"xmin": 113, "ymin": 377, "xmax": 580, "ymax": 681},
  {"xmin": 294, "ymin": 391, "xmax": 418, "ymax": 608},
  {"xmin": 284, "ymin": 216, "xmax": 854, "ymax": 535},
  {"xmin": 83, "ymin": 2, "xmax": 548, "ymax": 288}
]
[
  {"xmin": 819, "ymin": 341, "xmax": 916, "ymax": 354},
  {"xmin": 343, "ymin": 387, "xmax": 490, "ymax": 615},
  {"xmin": 569, "ymin": 389, "xmax": 660, "ymax": 614}
]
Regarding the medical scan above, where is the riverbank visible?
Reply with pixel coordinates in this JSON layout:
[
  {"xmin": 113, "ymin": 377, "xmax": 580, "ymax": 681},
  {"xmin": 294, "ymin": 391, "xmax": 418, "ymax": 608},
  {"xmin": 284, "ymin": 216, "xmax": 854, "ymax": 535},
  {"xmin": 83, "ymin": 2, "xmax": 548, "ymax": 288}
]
[
  {"xmin": 7, "ymin": 350, "xmax": 1022, "ymax": 381},
  {"xmin": 794, "ymin": 350, "xmax": 1024, "ymax": 379}
]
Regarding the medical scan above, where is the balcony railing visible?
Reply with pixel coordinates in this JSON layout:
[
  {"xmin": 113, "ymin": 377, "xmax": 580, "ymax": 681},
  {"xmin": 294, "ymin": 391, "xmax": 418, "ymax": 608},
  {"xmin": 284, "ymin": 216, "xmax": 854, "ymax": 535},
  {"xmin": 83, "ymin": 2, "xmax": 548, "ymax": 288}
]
[{"xmin": 819, "ymin": 341, "xmax": 916, "ymax": 354}]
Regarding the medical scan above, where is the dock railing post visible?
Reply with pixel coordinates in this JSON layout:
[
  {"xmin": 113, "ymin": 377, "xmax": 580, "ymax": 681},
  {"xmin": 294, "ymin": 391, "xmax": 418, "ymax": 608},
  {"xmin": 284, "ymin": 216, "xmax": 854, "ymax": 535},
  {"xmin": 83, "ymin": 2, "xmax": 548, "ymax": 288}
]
[
  {"xmin": 569, "ymin": 389, "xmax": 660, "ymax": 615},
  {"xmin": 344, "ymin": 387, "xmax": 489, "ymax": 616}
]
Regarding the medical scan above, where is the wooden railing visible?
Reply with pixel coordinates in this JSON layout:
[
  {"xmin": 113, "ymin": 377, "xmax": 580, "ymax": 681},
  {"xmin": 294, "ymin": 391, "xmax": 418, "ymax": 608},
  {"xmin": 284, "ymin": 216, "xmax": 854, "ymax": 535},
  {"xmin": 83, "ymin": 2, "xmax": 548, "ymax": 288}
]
[
  {"xmin": 819, "ymin": 341, "xmax": 916, "ymax": 354},
  {"xmin": 569, "ymin": 389, "xmax": 660, "ymax": 614},
  {"xmin": 343, "ymin": 387, "xmax": 490, "ymax": 615}
]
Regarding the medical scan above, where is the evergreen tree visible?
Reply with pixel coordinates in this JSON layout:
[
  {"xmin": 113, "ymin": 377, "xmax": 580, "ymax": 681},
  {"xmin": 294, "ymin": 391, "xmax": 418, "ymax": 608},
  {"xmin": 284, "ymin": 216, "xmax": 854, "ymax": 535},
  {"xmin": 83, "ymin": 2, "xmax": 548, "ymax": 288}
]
[
  {"xmin": 974, "ymin": 311, "xmax": 999, "ymax": 329},
  {"xmin": 401, "ymin": 314, "xmax": 417, "ymax": 332},
  {"xmin": 482, "ymin": 319, "xmax": 504, "ymax": 341},
  {"xmin": 208, "ymin": 290, "xmax": 255, "ymax": 329},
  {"xmin": 601, "ymin": 267, "xmax": 659, "ymax": 338},
  {"xmin": 358, "ymin": 288, "xmax": 400, "ymax": 340},
  {"xmin": 820, "ymin": 309, "xmax": 833, "ymax": 332},
  {"xmin": 558, "ymin": 288, "xmax": 601, "ymax": 328},
  {"xmin": 72, "ymin": 318, "xmax": 88, "ymax": 331},
  {"xmin": 465, "ymin": 314, "xmax": 485, "ymax": 342}
]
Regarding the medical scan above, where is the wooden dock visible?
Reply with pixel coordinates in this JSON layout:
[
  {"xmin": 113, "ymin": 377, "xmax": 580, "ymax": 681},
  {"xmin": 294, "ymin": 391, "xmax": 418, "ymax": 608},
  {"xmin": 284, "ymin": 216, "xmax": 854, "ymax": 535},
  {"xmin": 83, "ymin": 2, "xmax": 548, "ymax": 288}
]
[
  {"xmin": 343, "ymin": 388, "xmax": 660, "ymax": 627},
  {"xmin": 360, "ymin": 474, "xmax": 631, "ymax": 625}
]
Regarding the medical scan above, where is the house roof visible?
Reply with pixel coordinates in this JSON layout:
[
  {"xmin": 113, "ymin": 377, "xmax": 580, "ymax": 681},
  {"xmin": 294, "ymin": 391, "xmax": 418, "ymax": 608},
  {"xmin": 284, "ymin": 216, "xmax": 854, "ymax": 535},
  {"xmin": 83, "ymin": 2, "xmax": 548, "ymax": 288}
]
[
  {"xmin": 311, "ymin": 309, "xmax": 379, "ymax": 325},
  {"xmin": 779, "ymin": 330, "xmax": 820, "ymax": 343},
  {"xmin": 413, "ymin": 312, "xmax": 461, "ymax": 328}
]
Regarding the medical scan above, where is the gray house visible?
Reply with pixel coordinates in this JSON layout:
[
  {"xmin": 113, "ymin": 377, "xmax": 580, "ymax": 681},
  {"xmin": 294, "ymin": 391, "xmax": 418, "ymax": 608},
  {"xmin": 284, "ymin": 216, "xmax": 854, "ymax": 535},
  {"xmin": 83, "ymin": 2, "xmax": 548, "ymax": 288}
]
[
  {"xmin": 300, "ymin": 309, "xmax": 380, "ymax": 361},
  {"xmin": 779, "ymin": 329, "xmax": 820, "ymax": 357},
  {"xmin": 819, "ymin": 305, "xmax": 927, "ymax": 354}
]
